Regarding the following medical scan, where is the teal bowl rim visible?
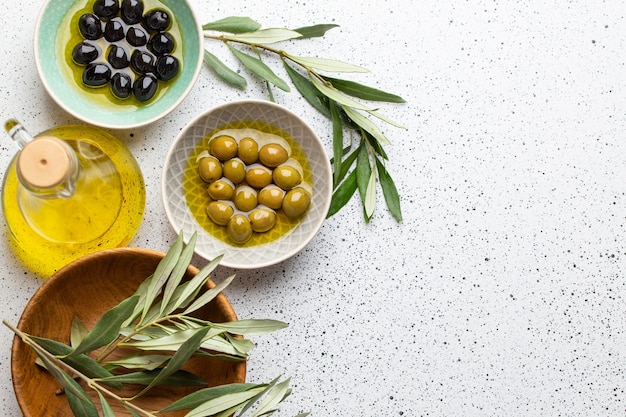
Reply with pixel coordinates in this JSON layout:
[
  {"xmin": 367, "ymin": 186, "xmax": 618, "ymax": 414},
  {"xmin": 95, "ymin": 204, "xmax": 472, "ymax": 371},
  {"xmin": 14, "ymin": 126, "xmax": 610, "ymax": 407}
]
[{"xmin": 33, "ymin": 0, "xmax": 204, "ymax": 129}]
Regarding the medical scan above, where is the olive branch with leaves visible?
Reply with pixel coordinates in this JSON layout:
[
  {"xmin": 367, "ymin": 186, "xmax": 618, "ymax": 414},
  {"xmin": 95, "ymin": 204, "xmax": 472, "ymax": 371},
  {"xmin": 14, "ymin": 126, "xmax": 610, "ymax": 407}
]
[
  {"xmin": 4, "ymin": 232, "xmax": 306, "ymax": 417},
  {"xmin": 202, "ymin": 17, "xmax": 406, "ymax": 222}
]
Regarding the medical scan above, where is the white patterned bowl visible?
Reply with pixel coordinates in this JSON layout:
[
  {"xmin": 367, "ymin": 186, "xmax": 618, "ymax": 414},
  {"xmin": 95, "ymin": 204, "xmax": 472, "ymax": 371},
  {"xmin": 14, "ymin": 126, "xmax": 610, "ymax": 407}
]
[{"xmin": 161, "ymin": 100, "xmax": 332, "ymax": 269}]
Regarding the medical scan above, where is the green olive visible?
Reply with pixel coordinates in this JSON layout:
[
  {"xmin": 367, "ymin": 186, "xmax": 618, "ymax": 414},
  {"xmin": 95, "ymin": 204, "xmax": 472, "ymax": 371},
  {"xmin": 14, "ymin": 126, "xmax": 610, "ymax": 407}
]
[
  {"xmin": 258, "ymin": 185, "xmax": 285, "ymax": 210},
  {"xmin": 210, "ymin": 135, "xmax": 238, "ymax": 161},
  {"xmin": 272, "ymin": 165, "xmax": 302, "ymax": 190},
  {"xmin": 206, "ymin": 201, "xmax": 234, "ymax": 226},
  {"xmin": 233, "ymin": 185, "xmax": 258, "ymax": 212},
  {"xmin": 245, "ymin": 164, "xmax": 273, "ymax": 189},
  {"xmin": 227, "ymin": 214, "xmax": 253, "ymax": 244},
  {"xmin": 258, "ymin": 143, "xmax": 288, "ymax": 168},
  {"xmin": 207, "ymin": 179, "xmax": 235, "ymax": 200},
  {"xmin": 198, "ymin": 156, "xmax": 222, "ymax": 183},
  {"xmin": 248, "ymin": 207, "xmax": 276, "ymax": 233},
  {"xmin": 238, "ymin": 137, "xmax": 259, "ymax": 164},
  {"xmin": 282, "ymin": 187, "xmax": 311, "ymax": 219},
  {"xmin": 223, "ymin": 158, "xmax": 246, "ymax": 184}
]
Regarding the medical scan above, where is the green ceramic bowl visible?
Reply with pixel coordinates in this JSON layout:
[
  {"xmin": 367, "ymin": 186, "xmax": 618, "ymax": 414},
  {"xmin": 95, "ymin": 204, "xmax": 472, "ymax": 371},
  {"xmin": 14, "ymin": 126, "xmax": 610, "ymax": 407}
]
[{"xmin": 34, "ymin": 0, "xmax": 203, "ymax": 129}]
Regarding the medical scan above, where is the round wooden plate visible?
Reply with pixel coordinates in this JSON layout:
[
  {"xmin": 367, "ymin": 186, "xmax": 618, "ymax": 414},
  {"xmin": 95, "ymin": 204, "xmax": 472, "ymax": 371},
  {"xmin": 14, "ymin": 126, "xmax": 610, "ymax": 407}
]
[{"xmin": 11, "ymin": 247, "xmax": 246, "ymax": 417}]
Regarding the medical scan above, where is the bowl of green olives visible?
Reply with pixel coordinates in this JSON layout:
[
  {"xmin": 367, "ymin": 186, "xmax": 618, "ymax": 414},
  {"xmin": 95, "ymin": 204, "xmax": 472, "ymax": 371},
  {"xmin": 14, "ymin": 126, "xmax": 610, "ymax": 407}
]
[
  {"xmin": 161, "ymin": 99, "xmax": 333, "ymax": 269},
  {"xmin": 34, "ymin": 0, "xmax": 203, "ymax": 129}
]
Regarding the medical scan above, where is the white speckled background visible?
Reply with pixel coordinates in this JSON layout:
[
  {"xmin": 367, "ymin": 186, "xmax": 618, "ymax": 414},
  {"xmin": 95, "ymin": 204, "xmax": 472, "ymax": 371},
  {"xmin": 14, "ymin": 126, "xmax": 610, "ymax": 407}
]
[{"xmin": 1, "ymin": 1, "xmax": 626, "ymax": 416}]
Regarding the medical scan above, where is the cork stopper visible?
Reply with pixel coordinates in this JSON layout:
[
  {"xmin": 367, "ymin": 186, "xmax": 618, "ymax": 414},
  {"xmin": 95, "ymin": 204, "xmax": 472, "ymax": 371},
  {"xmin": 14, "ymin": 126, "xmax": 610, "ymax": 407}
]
[{"xmin": 17, "ymin": 136, "xmax": 71, "ymax": 189}]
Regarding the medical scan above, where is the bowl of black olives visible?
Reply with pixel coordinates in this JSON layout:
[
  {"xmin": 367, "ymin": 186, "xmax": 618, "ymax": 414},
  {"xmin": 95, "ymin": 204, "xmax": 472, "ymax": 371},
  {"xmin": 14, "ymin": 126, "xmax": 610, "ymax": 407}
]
[
  {"xmin": 34, "ymin": 0, "xmax": 203, "ymax": 129},
  {"xmin": 161, "ymin": 100, "xmax": 333, "ymax": 269}
]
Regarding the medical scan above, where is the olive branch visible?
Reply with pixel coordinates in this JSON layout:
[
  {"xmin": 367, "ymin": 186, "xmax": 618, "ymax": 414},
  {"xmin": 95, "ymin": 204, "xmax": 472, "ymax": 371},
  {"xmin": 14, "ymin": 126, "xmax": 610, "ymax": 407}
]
[
  {"xmin": 4, "ymin": 233, "xmax": 307, "ymax": 417},
  {"xmin": 202, "ymin": 17, "xmax": 406, "ymax": 222}
]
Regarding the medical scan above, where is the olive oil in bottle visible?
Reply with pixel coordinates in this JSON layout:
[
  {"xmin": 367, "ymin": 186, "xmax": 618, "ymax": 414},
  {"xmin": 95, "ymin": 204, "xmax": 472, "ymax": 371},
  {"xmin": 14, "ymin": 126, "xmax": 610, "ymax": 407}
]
[{"xmin": 1, "ymin": 120, "xmax": 146, "ymax": 277}]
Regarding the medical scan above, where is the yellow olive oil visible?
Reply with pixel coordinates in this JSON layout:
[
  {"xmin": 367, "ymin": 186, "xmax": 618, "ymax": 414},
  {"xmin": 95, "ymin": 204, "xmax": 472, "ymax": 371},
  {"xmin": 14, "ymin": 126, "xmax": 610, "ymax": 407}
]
[
  {"xmin": 183, "ymin": 120, "xmax": 313, "ymax": 247},
  {"xmin": 2, "ymin": 125, "xmax": 145, "ymax": 277}
]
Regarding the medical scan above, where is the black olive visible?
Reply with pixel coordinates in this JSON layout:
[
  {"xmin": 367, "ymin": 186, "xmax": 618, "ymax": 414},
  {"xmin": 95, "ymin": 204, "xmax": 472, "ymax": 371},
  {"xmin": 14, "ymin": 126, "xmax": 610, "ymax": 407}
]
[
  {"xmin": 142, "ymin": 9, "xmax": 171, "ymax": 32},
  {"xmin": 82, "ymin": 63, "xmax": 112, "ymax": 87},
  {"xmin": 104, "ymin": 17, "xmax": 125, "ymax": 42},
  {"xmin": 72, "ymin": 42, "xmax": 100, "ymax": 65},
  {"xmin": 110, "ymin": 72, "xmax": 133, "ymax": 98},
  {"xmin": 93, "ymin": 0, "xmax": 120, "ymax": 20},
  {"xmin": 107, "ymin": 44, "xmax": 129, "ymax": 69},
  {"xmin": 78, "ymin": 14, "xmax": 102, "ymax": 40},
  {"xmin": 133, "ymin": 74, "xmax": 158, "ymax": 101},
  {"xmin": 155, "ymin": 55, "xmax": 179, "ymax": 81},
  {"xmin": 130, "ymin": 50, "xmax": 155, "ymax": 74},
  {"xmin": 126, "ymin": 26, "xmax": 148, "ymax": 47},
  {"xmin": 148, "ymin": 31, "xmax": 174, "ymax": 55},
  {"xmin": 120, "ymin": 0, "xmax": 144, "ymax": 24}
]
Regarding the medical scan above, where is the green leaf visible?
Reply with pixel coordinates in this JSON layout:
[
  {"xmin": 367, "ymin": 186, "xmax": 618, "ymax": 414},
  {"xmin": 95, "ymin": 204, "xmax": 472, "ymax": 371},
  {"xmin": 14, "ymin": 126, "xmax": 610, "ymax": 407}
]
[
  {"xmin": 66, "ymin": 390, "xmax": 100, "ymax": 417},
  {"xmin": 202, "ymin": 16, "xmax": 261, "ymax": 33},
  {"xmin": 293, "ymin": 24, "xmax": 339, "ymax": 38},
  {"xmin": 366, "ymin": 108, "xmax": 406, "ymax": 129},
  {"xmin": 134, "ymin": 327, "xmax": 210, "ymax": 398},
  {"xmin": 125, "ymin": 407, "xmax": 143, "ymax": 417},
  {"xmin": 204, "ymin": 51, "xmax": 248, "ymax": 89},
  {"xmin": 310, "ymin": 76, "xmax": 374, "ymax": 111},
  {"xmin": 364, "ymin": 168, "xmax": 377, "ymax": 220},
  {"xmin": 97, "ymin": 391, "xmax": 116, "ymax": 417},
  {"xmin": 101, "ymin": 369, "xmax": 207, "ymax": 387},
  {"xmin": 212, "ymin": 319, "xmax": 289, "ymax": 336},
  {"xmin": 228, "ymin": 45, "xmax": 290, "ymax": 92},
  {"xmin": 356, "ymin": 142, "xmax": 371, "ymax": 204},
  {"xmin": 224, "ymin": 28, "xmax": 302, "ymax": 44},
  {"xmin": 160, "ymin": 232, "xmax": 197, "ymax": 316},
  {"xmin": 182, "ymin": 274, "xmax": 235, "ymax": 315},
  {"xmin": 252, "ymin": 377, "xmax": 292, "ymax": 417},
  {"xmin": 160, "ymin": 383, "xmax": 261, "ymax": 412},
  {"xmin": 70, "ymin": 317, "xmax": 88, "ymax": 348},
  {"xmin": 104, "ymin": 353, "xmax": 170, "ymax": 371},
  {"xmin": 330, "ymin": 101, "xmax": 344, "ymax": 187},
  {"xmin": 30, "ymin": 343, "xmax": 91, "ymax": 404},
  {"xmin": 287, "ymin": 54, "xmax": 370, "ymax": 73},
  {"xmin": 283, "ymin": 61, "xmax": 330, "ymax": 117},
  {"xmin": 376, "ymin": 157, "xmax": 403, "ymax": 221},
  {"xmin": 69, "ymin": 295, "xmax": 139, "ymax": 357},
  {"xmin": 334, "ymin": 146, "xmax": 359, "ymax": 185},
  {"xmin": 327, "ymin": 169, "xmax": 358, "ymax": 218},
  {"xmin": 142, "ymin": 232, "xmax": 184, "ymax": 320},
  {"xmin": 165, "ymin": 255, "xmax": 222, "ymax": 314},
  {"xmin": 342, "ymin": 105, "xmax": 392, "ymax": 145},
  {"xmin": 125, "ymin": 328, "xmax": 199, "ymax": 351},
  {"xmin": 184, "ymin": 387, "xmax": 266, "ymax": 417},
  {"xmin": 31, "ymin": 336, "xmax": 122, "ymax": 390},
  {"xmin": 323, "ymin": 76, "xmax": 406, "ymax": 103}
]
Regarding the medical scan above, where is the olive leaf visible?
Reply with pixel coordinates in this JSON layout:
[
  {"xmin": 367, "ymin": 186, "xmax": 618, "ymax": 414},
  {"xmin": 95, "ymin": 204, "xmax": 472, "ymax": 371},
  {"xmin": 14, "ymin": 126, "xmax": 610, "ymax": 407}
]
[
  {"xmin": 184, "ymin": 387, "xmax": 267, "ymax": 417},
  {"xmin": 251, "ymin": 377, "xmax": 293, "ymax": 417},
  {"xmin": 96, "ymin": 391, "xmax": 116, "ymax": 417},
  {"xmin": 159, "ymin": 231, "xmax": 198, "ymax": 315},
  {"xmin": 181, "ymin": 273, "xmax": 235, "ymax": 315},
  {"xmin": 322, "ymin": 76, "xmax": 406, "ymax": 103},
  {"xmin": 68, "ymin": 295, "xmax": 139, "ymax": 358},
  {"xmin": 132, "ymin": 327, "xmax": 210, "ymax": 398},
  {"xmin": 331, "ymin": 101, "xmax": 344, "ymax": 186},
  {"xmin": 293, "ymin": 23, "xmax": 339, "ymax": 38},
  {"xmin": 228, "ymin": 45, "xmax": 291, "ymax": 91},
  {"xmin": 203, "ymin": 16, "xmax": 262, "ymax": 33},
  {"xmin": 211, "ymin": 319, "xmax": 289, "ymax": 336},
  {"xmin": 286, "ymin": 53, "xmax": 370, "ymax": 73},
  {"xmin": 204, "ymin": 50, "xmax": 247, "ymax": 89},
  {"xmin": 31, "ymin": 336, "xmax": 122, "ymax": 390},
  {"xmin": 283, "ymin": 61, "xmax": 330, "ymax": 117},
  {"xmin": 100, "ymin": 369, "xmax": 207, "ymax": 387},
  {"xmin": 103, "ymin": 353, "xmax": 170, "ymax": 371},
  {"xmin": 70, "ymin": 317, "xmax": 88, "ymax": 348},
  {"xmin": 224, "ymin": 28, "xmax": 303, "ymax": 44},
  {"xmin": 328, "ymin": 169, "xmax": 358, "ymax": 217},
  {"xmin": 376, "ymin": 156, "xmax": 402, "ymax": 221},
  {"xmin": 160, "ymin": 383, "xmax": 262, "ymax": 413}
]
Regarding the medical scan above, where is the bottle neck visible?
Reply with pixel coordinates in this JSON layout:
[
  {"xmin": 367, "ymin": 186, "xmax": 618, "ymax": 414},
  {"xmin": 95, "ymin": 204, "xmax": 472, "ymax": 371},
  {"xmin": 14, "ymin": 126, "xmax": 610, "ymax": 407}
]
[{"xmin": 16, "ymin": 136, "xmax": 79, "ymax": 199}]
